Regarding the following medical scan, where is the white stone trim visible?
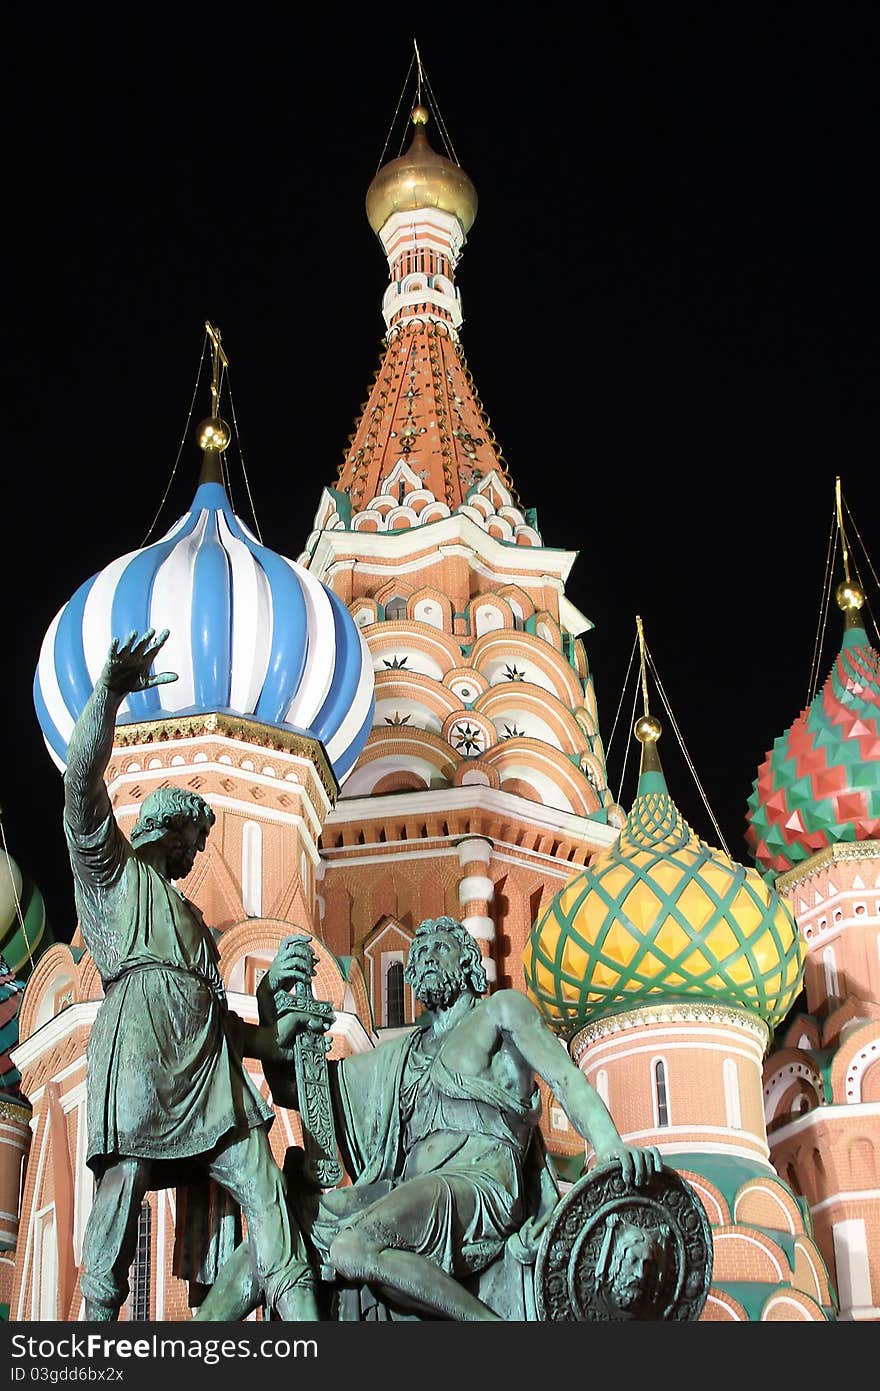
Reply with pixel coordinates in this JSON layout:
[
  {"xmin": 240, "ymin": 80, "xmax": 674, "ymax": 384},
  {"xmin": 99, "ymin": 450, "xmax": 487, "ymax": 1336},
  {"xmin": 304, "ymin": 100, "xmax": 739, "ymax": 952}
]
[
  {"xmin": 809, "ymin": 1188, "xmax": 880, "ymax": 1214},
  {"xmin": 559, "ymin": 595, "xmax": 593, "ymax": 637},
  {"xmin": 572, "ymin": 1005, "xmax": 769, "ymax": 1059},
  {"xmin": 16, "ymin": 1115, "xmax": 46, "ymax": 1319},
  {"xmin": 769, "ymin": 1100, "xmax": 880, "ymax": 1145},
  {"xmin": 13, "ymin": 1001, "xmax": 102, "ymax": 1071},
  {"xmin": 22, "ymin": 1055, "xmax": 88, "ymax": 1108},
  {"xmin": 309, "ymin": 518, "xmax": 576, "ymax": 584},
  {"xmin": 455, "ymin": 837, "xmax": 492, "ymax": 868},
  {"xmin": 115, "ymin": 786, "xmax": 326, "ymax": 851},
  {"xmin": 330, "ymin": 785, "xmax": 618, "ymax": 848},
  {"xmin": 462, "ymin": 914, "xmax": 495, "ymax": 942},
  {"xmin": 624, "ymin": 1136, "xmax": 774, "ymax": 1165},
  {"xmin": 458, "ymin": 875, "xmax": 494, "ymax": 903},
  {"xmin": 0, "ymin": 1125, "xmax": 29, "ymax": 1151}
]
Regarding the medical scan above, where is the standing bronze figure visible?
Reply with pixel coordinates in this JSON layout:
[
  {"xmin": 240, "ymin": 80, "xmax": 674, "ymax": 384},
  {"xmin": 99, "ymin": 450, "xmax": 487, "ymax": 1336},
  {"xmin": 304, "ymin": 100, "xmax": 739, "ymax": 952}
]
[{"xmin": 66, "ymin": 629, "xmax": 320, "ymax": 1321}]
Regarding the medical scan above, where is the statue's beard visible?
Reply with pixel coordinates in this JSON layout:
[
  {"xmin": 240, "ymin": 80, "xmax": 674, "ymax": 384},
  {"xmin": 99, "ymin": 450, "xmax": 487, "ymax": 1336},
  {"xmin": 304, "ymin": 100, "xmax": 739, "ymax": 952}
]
[
  {"xmin": 612, "ymin": 1278, "xmax": 643, "ymax": 1309},
  {"xmin": 411, "ymin": 962, "xmax": 468, "ymax": 1009}
]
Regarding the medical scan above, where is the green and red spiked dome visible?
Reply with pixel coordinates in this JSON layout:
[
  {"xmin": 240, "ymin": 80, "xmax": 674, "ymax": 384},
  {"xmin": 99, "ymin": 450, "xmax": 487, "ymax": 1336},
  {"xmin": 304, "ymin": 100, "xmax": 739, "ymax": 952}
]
[{"xmin": 746, "ymin": 583, "xmax": 880, "ymax": 875}]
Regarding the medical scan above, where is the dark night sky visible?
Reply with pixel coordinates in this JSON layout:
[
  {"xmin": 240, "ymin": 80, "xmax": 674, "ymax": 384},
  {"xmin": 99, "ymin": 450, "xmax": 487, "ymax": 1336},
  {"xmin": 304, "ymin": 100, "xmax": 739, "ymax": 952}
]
[{"xmin": 2, "ymin": 13, "xmax": 878, "ymax": 949}]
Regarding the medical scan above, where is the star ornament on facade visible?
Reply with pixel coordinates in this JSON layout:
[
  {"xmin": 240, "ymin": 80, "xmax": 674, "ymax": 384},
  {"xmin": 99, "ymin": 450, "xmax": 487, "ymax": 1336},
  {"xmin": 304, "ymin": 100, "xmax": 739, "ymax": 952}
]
[
  {"xmin": 451, "ymin": 721, "xmax": 485, "ymax": 756},
  {"xmin": 502, "ymin": 723, "xmax": 525, "ymax": 740},
  {"xmin": 384, "ymin": 711, "xmax": 412, "ymax": 726},
  {"xmin": 383, "ymin": 655, "xmax": 409, "ymax": 669},
  {"xmin": 504, "ymin": 663, "xmax": 526, "ymax": 681}
]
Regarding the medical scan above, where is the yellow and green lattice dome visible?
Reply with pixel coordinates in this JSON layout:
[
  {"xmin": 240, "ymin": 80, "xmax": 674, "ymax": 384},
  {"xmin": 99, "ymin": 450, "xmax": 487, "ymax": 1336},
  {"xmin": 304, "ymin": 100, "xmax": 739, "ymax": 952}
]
[{"xmin": 523, "ymin": 742, "xmax": 805, "ymax": 1036}]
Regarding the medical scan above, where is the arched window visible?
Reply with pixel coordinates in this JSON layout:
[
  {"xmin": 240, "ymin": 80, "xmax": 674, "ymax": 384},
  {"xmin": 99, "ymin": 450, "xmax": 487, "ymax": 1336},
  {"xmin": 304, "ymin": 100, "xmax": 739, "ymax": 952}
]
[
  {"xmin": 823, "ymin": 946, "xmax": 839, "ymax": 1001},
  {"xmin": 242, "ymin": 821, "xmax": 263, "ymax": 918},
  {"xmin": 386, "ymin": 961, "xmax": 405, "ymax": 1028},
  {"xmin": 595, "ymin": 1069, "xmax": 610, "ymax": 1107},
  {"xmin": 723, "ymin": 1058, "xmax": 742, "ymax": 1130},
  {"xmin": 653, "ymin": 1059, "xmax": 670, "ymax": 1128},
  {"xmin": 36, "ymin": 1211, "xmax": 57, "ymax": 1320},
  {"xmin": 384, "ymin": 596, "xmax": 408, "ymax": 622},
  {"xmin": 129, "ymin": 1201, "xmax": 152, "ymax": 1321}
]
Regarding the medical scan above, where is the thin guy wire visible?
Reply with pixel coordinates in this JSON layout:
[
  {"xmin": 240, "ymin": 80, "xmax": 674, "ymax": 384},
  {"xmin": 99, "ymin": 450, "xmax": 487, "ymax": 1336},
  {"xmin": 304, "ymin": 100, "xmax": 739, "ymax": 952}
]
[
  {"xmin": 646, "ymin": 649, "xmax": 732, "ymax": 856},
  {"xmin": 377, "ymin": 53, "xmax": 416, "ymax": 172},
  {"xmin": 422, "ymin": 68, "xmax": 459, "ymax": 164},
  {"xmin": 213, "ymin": 363, "xmax": 238, "ymax": 516},
  {"xmin": 842, "ymin": 494, "xmax": 880, "ymax": 644},
  {"xmin": 616, "ymin": 671, "xmax": 641, "ymax": 807},
  {"xmin": 0, "ymin": 814, "xmax": 33, "ymax": 970},
  {"xmin": 140, "ymin": 335, "xmax": 209, "ymax": 546},
  {"xmin": 849, "ymin": 550, "xmax": 880, "ymax": 648},
  {"xmin": 844, "ymin": 497, "xmax": 880, "ymax": 595},
  {"xmin": 225, "ymin": 370, "xmax": 263, "ymax": 543},
  {"xmin": 605, "ymin": 632, "xmax": 638, "ymax": 768},
  {"xmin": 807, "ymin": 506, "xmax": 838, "ymax": 704}
]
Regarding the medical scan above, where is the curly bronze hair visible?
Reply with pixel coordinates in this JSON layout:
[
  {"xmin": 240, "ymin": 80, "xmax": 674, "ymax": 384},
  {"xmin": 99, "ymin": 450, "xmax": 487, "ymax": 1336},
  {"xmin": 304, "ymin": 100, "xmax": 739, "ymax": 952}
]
[
  {"xmin": 404, "ymin": 915, "xmax": 488, "ymax": 997},
  {"xmin": 130, "ymin": 786, "xmax": 215, "ymax": 848}
]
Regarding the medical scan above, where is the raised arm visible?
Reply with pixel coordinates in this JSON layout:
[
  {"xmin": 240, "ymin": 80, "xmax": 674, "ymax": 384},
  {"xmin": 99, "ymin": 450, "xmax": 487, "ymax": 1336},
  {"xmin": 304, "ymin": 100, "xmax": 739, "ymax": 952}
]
[
  {"xmin": 493, "ymin": 988, "xmax": 660, "ymax": 1187},
  {"xmin": 64, "ymin": 630, "xmax": 176, "ymax": 836}
]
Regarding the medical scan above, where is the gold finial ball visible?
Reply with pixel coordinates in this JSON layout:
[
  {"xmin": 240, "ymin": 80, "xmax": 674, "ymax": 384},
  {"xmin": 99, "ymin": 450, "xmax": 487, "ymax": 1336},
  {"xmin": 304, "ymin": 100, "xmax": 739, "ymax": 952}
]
[
  {"xmin": 411, "ymin": 104, "xmax": 429, "ymax": 126},
  {"xmin": 197, "ymin": 417, "xmax": 231, "ymax": 453},
  {"xmin": 634, "ymin": 714, "xmax": 663, "ymax": 744},
  {"xmin": 836, "ymin": 579, "xmax": 865, "ymax": 612}
]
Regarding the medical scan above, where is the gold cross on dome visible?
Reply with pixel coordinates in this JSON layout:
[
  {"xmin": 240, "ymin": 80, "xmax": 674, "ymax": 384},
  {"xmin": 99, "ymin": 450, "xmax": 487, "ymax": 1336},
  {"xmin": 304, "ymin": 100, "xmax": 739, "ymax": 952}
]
[{"xmin": 205, "ymin": 320, "xmax": 229, "ymax": 419}]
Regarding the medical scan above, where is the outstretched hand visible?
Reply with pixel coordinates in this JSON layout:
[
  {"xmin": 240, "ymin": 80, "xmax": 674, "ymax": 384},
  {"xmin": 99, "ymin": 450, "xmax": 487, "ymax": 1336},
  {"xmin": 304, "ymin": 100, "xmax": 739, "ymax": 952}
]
[{"xmin": 101, "ymin": 629, "xmax": 178, "ymax": 697}]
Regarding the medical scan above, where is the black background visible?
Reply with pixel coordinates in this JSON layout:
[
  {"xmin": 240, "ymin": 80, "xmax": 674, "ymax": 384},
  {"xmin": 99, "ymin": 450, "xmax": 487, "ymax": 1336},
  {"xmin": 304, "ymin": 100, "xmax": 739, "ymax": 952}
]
[{"xmin": 3, "ymin": 11, "xmax": 878, "ymax": 953}]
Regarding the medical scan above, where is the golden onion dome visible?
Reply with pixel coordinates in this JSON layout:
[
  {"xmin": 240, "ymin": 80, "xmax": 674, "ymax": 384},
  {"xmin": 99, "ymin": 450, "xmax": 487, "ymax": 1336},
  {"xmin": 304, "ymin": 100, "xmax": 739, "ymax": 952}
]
[
  {"xmin": 523, "ymin": 719, "xmax": 805, "ymax": 1035},
  {"xmin": 366, "ymin": 105, "xmax": 477, "ymax": 236}
]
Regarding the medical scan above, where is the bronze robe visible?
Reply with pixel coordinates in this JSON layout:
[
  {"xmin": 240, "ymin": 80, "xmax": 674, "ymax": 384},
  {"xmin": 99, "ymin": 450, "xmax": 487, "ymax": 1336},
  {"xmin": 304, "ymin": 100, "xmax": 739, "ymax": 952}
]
[{"xmin": 65, "ymin": 810, "xmax": 273, "ymax": 1170}]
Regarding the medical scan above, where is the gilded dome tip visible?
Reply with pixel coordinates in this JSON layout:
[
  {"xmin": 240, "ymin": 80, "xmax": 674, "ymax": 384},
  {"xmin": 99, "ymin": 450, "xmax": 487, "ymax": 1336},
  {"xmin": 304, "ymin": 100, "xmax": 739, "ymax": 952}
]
[{"xmin": 366, "ymin": 105, "xmax": 477, "ymax": 237}]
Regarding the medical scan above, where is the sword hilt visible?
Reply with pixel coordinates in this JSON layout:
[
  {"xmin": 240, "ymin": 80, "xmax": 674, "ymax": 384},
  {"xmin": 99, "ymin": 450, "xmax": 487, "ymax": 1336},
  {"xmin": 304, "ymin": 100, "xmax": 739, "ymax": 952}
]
[{"xmin": 271, "ymin": 972, "xmax": 340, "ymax": 1186}]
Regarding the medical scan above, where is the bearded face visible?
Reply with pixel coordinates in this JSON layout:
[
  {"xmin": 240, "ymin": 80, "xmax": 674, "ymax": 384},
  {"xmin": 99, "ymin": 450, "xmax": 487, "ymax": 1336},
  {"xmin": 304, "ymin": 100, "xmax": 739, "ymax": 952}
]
[
  {"xmin": 162, "ymin": 821, "xmax": 208, "ymax": 881},
  {"xmin": 410, "ymin": 957, "xmax": 469, "ymax": 1009},
  {"xmin": 606, "ymin": 1232, "xmax": 662, "ymax": 1317},
  {"xmin": 407, "ymin": 930, "xmax": 471, "ymax": 1009}
]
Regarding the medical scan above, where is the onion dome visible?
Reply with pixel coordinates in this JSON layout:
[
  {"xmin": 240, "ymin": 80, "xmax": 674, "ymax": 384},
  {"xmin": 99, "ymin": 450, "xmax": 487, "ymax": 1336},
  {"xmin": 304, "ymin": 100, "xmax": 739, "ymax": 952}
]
[
  {"xmin": 0, "ymin": 954, "xmax": 26, "ymax": 1097},
  {"xmin": 33, "ymin": 471, "xmax": 375, "ymax": 788},
  {"xmin": 746, "ymin": 584, "xmax": 880, "ymax": 875},
  {"xmin": 0, "ymin": 850, "xmax": 50, "ymax": 975},
  {"xmin": 366, "ymin": 104, "xmax": 477, "ymax": 236},
  {"xmin": 523, "ymin": 715, "xmax": 804, "ymax": 1036}
]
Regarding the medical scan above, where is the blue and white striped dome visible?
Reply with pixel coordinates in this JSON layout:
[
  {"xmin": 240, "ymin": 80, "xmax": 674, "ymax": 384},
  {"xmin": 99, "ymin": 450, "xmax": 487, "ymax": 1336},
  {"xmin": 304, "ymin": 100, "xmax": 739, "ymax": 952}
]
[{"xmin": 34, "ymin": 481, "xmax": 375, "ymax": 787}]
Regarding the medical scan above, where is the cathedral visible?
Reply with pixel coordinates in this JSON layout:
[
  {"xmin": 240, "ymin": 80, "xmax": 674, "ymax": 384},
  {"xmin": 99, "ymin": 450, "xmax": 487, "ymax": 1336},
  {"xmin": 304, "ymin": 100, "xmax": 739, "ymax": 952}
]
[{"xmin": 0, "ymin": 93, "xmax": 877, "ymax": 1323}]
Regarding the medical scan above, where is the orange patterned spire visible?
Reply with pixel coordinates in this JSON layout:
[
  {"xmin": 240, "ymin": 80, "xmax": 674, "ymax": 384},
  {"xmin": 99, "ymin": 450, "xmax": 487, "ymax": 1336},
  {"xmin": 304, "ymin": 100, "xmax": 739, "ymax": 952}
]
[
  {"xmin": 334, "ymin": 107, "xmax": 523, "ymax": 520},
  {"xmin": 337, "ymin": 320, "xmax": 510, "ymax": 511}
]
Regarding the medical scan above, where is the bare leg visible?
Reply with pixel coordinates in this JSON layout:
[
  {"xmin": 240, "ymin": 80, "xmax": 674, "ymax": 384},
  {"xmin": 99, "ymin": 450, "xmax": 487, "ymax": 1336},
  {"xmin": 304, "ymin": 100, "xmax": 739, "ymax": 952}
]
[
  {"xmin": 81, "ymin": 1157, "xmax": 152, "ymax": 1320},
  {"xmin": 330, "ymin": 1228, "xmax": 501, "ymax": 1322},
  {"xmin": 192, "ymin": 1240, "xmax": 263, "ymax": 1322},
  {"xmin": 207, "ymin": 1129, "xmax": 320, "ymax": 1321}
]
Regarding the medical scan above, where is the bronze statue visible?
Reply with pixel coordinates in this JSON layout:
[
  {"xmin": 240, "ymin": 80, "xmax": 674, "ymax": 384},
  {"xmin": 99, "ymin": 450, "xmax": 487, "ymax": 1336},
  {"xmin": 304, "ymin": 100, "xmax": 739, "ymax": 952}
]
[
  {"xmin": 196, "ymin": 915, "xmax": 664, "ymax": 1321},
  {"xmin": 66, "ymin": 629, "xmax": 322, "ymax": 1321}
]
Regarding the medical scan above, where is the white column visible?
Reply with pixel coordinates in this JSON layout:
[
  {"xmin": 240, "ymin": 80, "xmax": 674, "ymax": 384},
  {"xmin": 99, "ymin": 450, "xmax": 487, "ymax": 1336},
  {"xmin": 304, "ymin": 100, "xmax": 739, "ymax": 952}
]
[{"xmin": 456, "ymin": 836, "xmax": 496, "ymax": 984}]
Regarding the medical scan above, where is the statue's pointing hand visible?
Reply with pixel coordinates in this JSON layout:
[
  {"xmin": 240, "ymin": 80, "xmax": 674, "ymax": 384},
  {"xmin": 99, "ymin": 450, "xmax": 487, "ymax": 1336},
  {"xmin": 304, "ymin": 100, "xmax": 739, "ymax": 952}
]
[{"xmin": 102, "ymin": 629, "xmax": 178, "ymax": 696}]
